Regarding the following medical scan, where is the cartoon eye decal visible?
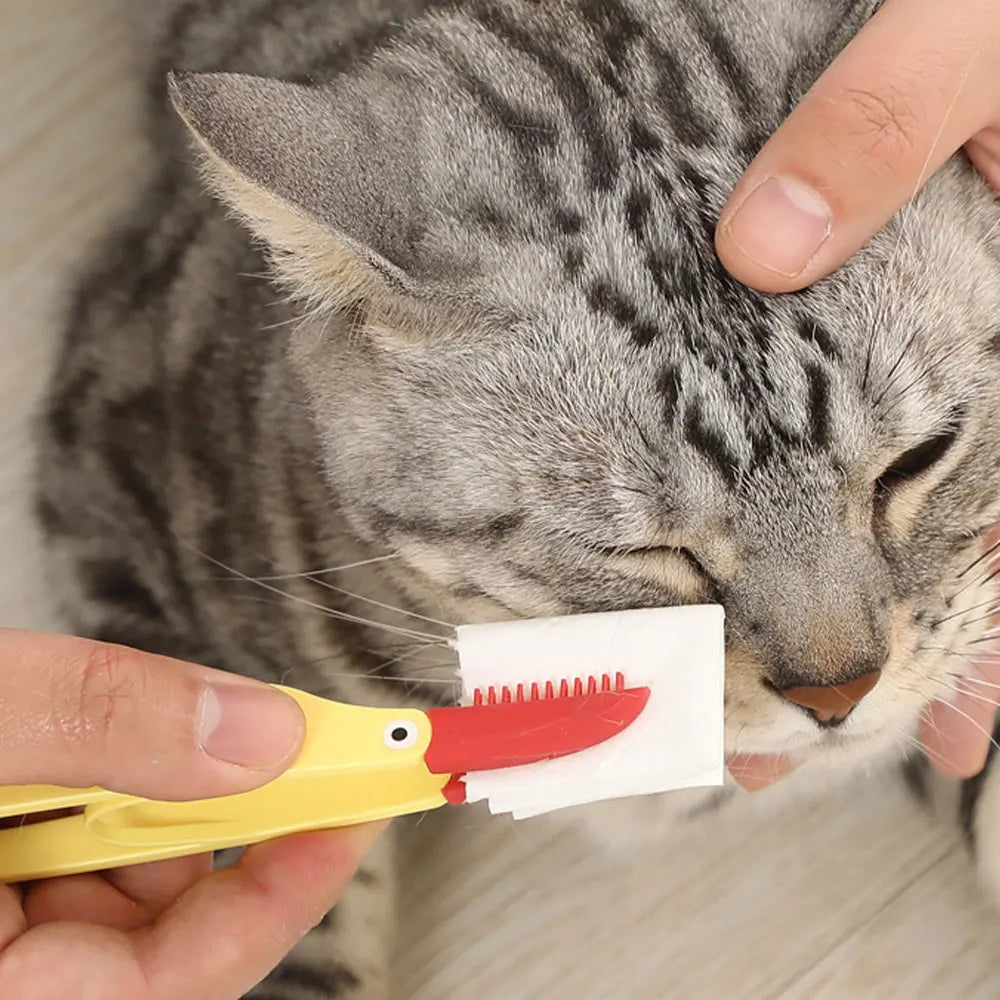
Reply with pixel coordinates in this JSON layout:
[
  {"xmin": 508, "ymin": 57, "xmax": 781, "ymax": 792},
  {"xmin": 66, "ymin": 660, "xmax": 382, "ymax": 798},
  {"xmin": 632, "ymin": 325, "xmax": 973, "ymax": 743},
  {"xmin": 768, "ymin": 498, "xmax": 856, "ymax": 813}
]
[{"xmin": 383, "ymin": 720, "xmax": 419, "ymax": 750}]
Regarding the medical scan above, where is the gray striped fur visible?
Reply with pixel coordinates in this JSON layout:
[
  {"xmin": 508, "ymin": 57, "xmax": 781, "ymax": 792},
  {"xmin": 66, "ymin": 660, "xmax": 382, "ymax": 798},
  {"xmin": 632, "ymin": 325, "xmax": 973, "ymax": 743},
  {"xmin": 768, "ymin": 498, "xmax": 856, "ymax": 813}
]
[{"xmin": 37, "ymin": 1, "xmax": 1000, "ymax": 994}]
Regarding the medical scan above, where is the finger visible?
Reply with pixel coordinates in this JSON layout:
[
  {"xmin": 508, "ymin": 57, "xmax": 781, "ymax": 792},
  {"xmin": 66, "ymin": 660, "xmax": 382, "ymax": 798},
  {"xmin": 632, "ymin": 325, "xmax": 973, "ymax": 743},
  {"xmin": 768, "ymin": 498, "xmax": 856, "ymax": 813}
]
[
  {"xmin": 727, "ymin": 753, "xmax": 799, "ymax": 791},
  {"xmin": 134, "ymin": 824, "xmax": 385, "ymax": 1000},
  {"xmin": 716, "ymin": 0, "xmax": 1000, "ymax": 291},
  {"xmin": 106, "ymin": 855, "xmax": 215, "ymax": 915},
  {"xmin": 965, "ymin": 126, "xmax": 1000, "ymax": 193},
  {"xmin": 24, "ymin": 855, "xmax": 213, "ymax": 932},
  {"xmin": 0, "ymin": 885, "xmax": 25, "ymax": 951},
  {"xmin": 0, "ymin": 920, "xmax": 146, "ymax": 1000},
  {"xmin": 920, "ymin": 660, "xmax": 1000, "ymax": 778},
  {"xmin": 0, "ymin": 629, "xmax": 304, "ymax": 800}
]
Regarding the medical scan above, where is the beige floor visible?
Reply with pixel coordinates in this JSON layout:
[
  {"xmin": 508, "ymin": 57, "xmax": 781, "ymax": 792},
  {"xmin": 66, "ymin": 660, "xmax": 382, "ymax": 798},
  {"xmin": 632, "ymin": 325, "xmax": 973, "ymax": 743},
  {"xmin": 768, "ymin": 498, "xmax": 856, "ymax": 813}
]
[{"xmin": 4, "ymin": 4, "xmax": 1000, "ymax": 999}]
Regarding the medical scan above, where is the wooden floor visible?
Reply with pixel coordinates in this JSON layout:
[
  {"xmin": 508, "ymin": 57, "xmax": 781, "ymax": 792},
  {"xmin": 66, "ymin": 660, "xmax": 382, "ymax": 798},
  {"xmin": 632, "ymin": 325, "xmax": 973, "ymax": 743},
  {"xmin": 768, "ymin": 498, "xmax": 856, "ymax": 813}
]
[{"xmin": 3, "ymin": 4, "xmax": 1000, "ymax": 997}]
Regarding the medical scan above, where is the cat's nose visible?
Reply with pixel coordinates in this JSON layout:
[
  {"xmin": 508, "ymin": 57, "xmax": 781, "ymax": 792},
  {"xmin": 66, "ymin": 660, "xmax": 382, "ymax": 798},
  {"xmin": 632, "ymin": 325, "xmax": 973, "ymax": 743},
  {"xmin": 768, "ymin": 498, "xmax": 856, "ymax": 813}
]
[{"xmin": 778, "ymin": 670, "xmax": 882, "ymax": 726}]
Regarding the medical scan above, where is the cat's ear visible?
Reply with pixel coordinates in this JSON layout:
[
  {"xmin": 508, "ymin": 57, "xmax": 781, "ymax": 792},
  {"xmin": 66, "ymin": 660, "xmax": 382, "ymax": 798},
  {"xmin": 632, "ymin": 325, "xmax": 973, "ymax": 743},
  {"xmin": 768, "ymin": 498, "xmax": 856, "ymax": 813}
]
[{"xmin": 168, "ymin": 70, "xmax": 441, "ymax": 307}]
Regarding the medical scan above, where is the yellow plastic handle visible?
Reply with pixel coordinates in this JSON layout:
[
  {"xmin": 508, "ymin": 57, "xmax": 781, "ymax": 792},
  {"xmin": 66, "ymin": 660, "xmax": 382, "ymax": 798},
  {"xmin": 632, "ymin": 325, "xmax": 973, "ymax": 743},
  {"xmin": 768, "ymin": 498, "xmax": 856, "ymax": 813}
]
[{"xmin": 0, "ymin": 687, "xmax": 451, "ymax": 881}]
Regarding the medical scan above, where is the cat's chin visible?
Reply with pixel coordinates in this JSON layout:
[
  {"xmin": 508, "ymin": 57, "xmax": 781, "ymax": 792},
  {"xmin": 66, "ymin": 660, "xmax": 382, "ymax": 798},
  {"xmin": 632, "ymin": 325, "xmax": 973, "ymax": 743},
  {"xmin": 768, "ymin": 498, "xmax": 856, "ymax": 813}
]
[{"xmin": 728, "ymin": 713, "xmax": 915, "ymax": 764}]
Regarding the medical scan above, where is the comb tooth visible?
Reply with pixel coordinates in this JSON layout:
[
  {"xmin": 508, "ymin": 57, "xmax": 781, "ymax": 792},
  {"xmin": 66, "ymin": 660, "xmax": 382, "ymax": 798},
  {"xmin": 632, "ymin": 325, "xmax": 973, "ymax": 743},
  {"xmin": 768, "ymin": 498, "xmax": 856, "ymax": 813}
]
[{"xmin": 472, "ymin": 671, "xmax": 632, "ymax": 710}]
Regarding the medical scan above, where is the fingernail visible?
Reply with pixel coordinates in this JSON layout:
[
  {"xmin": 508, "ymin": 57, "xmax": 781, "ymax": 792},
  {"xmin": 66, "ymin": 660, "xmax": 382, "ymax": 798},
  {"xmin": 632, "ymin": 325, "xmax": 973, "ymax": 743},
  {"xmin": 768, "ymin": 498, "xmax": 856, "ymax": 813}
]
[
  {"xmin": 722, "ymin": 175, "xmax": 832, "ymax": 277},
  {"xmin": 198, "ymin": 684, "xmax": 304, "ymax": 769}
]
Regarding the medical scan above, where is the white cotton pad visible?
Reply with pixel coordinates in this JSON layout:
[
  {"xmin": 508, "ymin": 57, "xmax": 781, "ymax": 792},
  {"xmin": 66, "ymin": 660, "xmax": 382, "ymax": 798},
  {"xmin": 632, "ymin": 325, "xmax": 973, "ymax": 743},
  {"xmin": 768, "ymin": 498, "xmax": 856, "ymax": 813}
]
[{"xmin": 454, "ymin": 605, "xmax": 725, "ymax": 819}]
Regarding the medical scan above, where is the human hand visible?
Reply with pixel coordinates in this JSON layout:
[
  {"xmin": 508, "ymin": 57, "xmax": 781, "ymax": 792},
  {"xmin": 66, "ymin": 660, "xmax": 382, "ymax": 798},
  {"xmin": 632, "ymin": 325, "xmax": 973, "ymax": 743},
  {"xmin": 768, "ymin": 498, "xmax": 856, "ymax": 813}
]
[
  {"xmin": 715, "ymin": 0, "xmax": 1000, "ymax": 293},
  {"xmin": 0, "ymin": 628, "xmax": 382, "ymax": 999}
]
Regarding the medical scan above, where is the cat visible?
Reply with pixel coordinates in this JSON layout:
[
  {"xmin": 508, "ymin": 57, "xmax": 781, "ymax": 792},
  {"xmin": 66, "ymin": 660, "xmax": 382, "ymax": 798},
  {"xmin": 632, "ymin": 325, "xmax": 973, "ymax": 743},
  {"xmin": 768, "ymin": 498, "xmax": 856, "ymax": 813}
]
[{"xmin": 36, "ymin": 0, "xmax": 1000, "ymax": 996}]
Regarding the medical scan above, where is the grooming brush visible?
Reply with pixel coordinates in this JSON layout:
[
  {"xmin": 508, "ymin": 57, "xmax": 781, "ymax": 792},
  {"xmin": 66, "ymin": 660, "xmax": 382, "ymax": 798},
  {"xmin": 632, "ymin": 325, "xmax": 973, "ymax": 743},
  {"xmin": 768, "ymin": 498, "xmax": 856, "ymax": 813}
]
[{"xmin": 0, "ymin": 605, "xmax": 725, "ymax": 881}]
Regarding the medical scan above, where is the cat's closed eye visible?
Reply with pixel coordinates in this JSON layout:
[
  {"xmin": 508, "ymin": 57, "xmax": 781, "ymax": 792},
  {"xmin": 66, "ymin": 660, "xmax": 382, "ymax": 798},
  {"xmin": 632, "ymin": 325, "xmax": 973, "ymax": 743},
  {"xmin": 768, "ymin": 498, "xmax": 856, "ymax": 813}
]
[
  {"xmin": 594, "ymin": 543, "xmax": 714, "ymax": 583},
  {"xmin": 873, "ymin": 418, "xmax": 964, "ymax": 523}
]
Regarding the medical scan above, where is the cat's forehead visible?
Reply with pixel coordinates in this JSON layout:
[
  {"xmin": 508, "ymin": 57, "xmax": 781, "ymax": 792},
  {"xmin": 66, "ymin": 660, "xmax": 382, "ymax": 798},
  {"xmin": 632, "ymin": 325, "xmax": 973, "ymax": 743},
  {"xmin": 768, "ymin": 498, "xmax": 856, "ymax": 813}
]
[
  {"xmin": 454, "ymin": 187, "xmax": 996, "ymax": 511},
  {"xmin": 480, "ymin": 139, "xmax": 1000, "ymax": 394}
]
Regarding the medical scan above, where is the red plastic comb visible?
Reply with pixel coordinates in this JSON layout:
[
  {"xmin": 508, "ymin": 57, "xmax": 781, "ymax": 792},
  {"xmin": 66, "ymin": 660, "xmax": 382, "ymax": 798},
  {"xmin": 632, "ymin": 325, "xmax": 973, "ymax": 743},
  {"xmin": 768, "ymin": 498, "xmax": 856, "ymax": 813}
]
[{"xmin": 423, "ymin": 671, "xmax": 650, "ymax": 795}]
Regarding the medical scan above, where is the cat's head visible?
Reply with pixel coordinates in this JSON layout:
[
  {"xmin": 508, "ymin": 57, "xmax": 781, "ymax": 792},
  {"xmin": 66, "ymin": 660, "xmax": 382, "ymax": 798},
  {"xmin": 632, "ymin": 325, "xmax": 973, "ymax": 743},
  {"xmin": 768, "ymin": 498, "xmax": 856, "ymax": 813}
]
[{"xmin": 170, "ymin": 0, "xmax": 1000, "ymax": 776}]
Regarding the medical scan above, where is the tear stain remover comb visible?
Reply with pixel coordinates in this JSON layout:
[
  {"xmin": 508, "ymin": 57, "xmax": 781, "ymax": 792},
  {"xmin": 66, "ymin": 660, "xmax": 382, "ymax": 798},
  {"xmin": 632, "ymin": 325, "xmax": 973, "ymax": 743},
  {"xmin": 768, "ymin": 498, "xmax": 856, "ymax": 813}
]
[{"xmin": 0, "ymin": 605, "xmax": 724, "ymax": 881}]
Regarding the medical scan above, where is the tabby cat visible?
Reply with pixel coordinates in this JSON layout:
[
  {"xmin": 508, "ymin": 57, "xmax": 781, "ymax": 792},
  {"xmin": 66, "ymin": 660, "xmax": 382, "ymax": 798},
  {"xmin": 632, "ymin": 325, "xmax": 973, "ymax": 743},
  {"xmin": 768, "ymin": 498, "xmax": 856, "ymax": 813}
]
[{"xmin": 38, "ymin": 0, "xmax": 1000, "ymax": 996}]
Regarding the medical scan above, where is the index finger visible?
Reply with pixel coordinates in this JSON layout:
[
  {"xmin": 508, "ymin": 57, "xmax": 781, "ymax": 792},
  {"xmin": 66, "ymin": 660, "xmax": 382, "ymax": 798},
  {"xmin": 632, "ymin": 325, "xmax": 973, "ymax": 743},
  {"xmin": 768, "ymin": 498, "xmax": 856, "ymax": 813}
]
[{"xmin": 716, "ymin": 0, "xmax": 1000, "ymax": 291}]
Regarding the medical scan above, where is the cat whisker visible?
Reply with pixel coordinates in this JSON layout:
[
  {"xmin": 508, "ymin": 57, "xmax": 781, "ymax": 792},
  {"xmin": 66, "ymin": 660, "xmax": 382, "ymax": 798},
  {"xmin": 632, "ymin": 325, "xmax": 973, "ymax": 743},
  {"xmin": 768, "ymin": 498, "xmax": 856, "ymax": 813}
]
[
  {"xmin": 870, "ymin": 327, "xmax": 920, "ymax": 410},
  {"xmin": 178, "ymin": 537, "xmax": 451, "ymax": 644},
  {"xmin": 955, "ymin": 605, "xmax": 1000, "ymax": 631},
  {"xmin": 362, "ymin": 644, "xmax": 456, "ymax": 675},
  {"xmin": 212, "ymin": 553, "xmax": 402, "ymax": 583},
  {"xmin": 942, "ymin": 654, "xmax": 999, "ymax": 677},
  {"xmin": 221, "ymin": 599, "xmax": 456, "ymax": 670},
  {"xmin": 620, "ymin": 398, "xmax": 668, "ymax": 488},
  {"xmin": 981, "ymin": 212, "xmax": 1000, "ymax": 245},
  {"xmin": 956, "ymin": 536, "xmax": 1000, "ymax": 579},
  {"xmin": 309, "ymin": 671, "xmax": 460, "ymax": 688},
  {"xmin": 859, "ymin": 308, "xmax": 881, "ymax": 395},
  {"xmin": 368, "ymin": 672, "xmax": 460, "ymax": 686},
  {"xmin": 895, "ymin": 727, "xmax": 950, "ymax": 770},
  {"xmin": 931, "ymin": 595, "xmax": 1000, "ymax": 628},
  {"xmin": 876, "ymin": 348, "xmax": 964, "ymax": 416},
  {"xmin": 233, "ymin": 550, "xmax": 454, "ymax": 630},
  {"xmin": 257, "ymin": 308, "xmax": 317, "ymax": 332},
  {"xmin": 930, "ymin": 697, "xmax": 1000, "ymax": 754},
  {"xmin": 952, "ymin": 557, "xmax": 1000, "ymax": 600},
  {"xmin": 296, "ymin": 575, "xmax": 456, "ymax": 630},
  {"xmin": 950, "ymin": 677, "xmax": 1000, "ymax": 699},
  {"xmin": 225, "ymin": 595, "xmax": 294, "ymax": 607},
  {"xmin": 728, "ymin": 722, "xmax": 748, "ymax": 757},
  {"xmin": 930, "ymin": 676, "xmax": 1000, "ymax": 710},
  {"xmin": 965, "ymin": 633, "xmax": 1000, "ymax": 647},
  {"xmin": 916, "ymin": 645, "xmax": 972, "ymax": 660},
  {"xmin": 290, "ymin": 639, "xmax": 450, "ymax": 673}
]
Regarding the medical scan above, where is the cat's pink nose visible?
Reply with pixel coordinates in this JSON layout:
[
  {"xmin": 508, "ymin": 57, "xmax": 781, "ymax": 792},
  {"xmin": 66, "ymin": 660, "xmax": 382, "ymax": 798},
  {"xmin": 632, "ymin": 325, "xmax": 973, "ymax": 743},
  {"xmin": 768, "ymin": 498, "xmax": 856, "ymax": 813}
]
[{"xmin": 779, "ymin": 670, "xmax": 881, "ymax": 725}]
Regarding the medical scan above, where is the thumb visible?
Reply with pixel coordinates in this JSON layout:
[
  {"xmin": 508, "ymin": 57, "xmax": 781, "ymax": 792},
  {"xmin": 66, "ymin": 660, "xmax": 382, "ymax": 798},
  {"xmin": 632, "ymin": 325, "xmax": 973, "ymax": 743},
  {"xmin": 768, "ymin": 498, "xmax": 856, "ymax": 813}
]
[
  {"xmin": 715, "ymin": 0, "xmax": 999, "ymax": 292},
  {"xmin": 0, "ymin": 629, "xmax": 304, "ymax": 801}
]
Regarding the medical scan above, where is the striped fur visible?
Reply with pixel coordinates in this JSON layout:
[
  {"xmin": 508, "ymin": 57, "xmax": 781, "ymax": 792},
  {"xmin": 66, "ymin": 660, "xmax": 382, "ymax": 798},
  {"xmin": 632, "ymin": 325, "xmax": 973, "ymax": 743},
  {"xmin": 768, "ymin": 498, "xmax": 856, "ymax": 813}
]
[{"xmin": 37, "ymin": 1, "xmax": 1000, "ymax": 994}]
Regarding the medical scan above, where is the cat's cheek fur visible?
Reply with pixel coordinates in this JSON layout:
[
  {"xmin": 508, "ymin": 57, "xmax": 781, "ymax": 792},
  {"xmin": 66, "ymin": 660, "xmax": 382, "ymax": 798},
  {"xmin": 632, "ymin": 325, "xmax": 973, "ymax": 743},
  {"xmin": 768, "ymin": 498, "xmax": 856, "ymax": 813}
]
[{"xmin": 722, "ymin": 644, "xmax": 813, "ymax": 752}]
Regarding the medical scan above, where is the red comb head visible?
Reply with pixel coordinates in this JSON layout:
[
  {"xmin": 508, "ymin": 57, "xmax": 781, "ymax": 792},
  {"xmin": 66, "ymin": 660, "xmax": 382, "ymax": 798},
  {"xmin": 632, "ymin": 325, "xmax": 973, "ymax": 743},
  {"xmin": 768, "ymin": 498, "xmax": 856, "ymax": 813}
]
[{"xmin": 424, "ymin": 671, "xmax": 649, "ymax": 777}]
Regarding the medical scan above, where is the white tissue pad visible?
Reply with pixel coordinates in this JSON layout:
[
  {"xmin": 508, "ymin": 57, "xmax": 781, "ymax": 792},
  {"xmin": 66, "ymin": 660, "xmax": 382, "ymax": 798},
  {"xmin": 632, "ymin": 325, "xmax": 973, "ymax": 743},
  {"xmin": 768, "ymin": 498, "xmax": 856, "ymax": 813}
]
[{"xmin": 454, "ymin": 605, "xmax": 725, "ymax": 819}]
